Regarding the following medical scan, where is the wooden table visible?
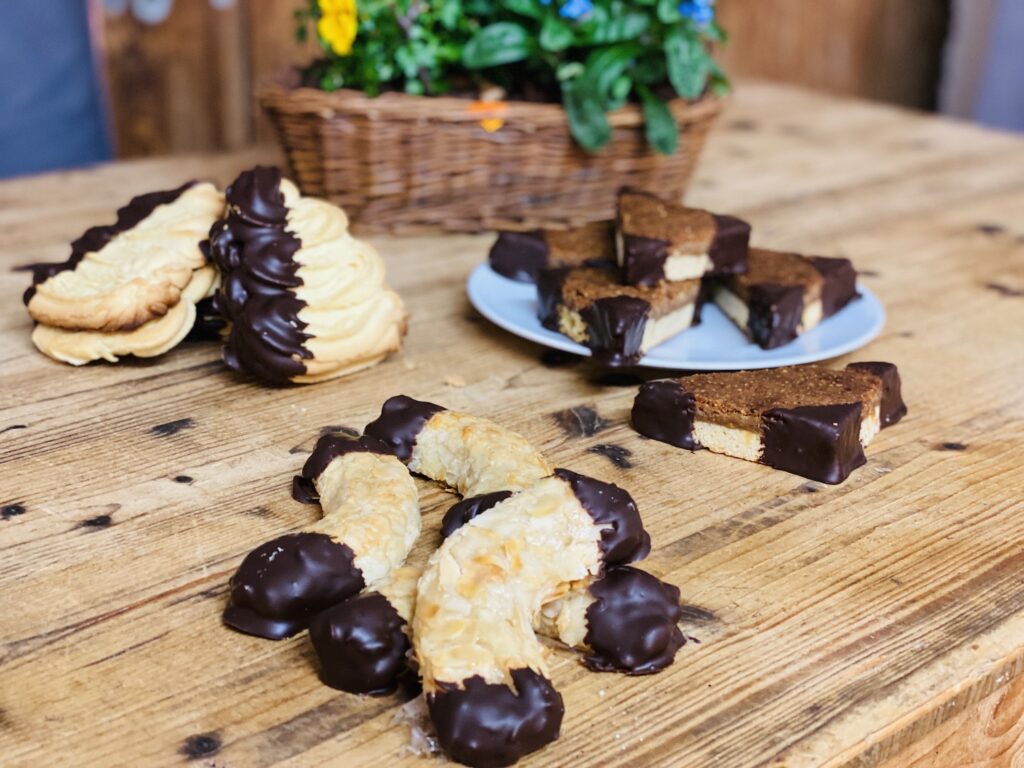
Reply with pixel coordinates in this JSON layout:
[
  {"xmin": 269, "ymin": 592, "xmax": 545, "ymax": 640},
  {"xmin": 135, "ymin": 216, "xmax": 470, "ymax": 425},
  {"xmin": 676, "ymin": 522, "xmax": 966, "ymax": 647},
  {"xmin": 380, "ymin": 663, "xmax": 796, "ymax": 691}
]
[{"xmin": 2, "ymin": 83, "xmax": 1023, "ymax": 768}]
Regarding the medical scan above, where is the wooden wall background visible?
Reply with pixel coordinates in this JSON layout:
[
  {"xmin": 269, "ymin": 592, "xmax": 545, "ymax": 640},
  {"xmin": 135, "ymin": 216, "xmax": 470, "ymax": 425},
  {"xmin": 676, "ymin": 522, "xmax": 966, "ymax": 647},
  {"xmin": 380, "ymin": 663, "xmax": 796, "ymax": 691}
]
[{"xmin": 95, "ymin": 0, "xmax": 950, "ymax": 158}]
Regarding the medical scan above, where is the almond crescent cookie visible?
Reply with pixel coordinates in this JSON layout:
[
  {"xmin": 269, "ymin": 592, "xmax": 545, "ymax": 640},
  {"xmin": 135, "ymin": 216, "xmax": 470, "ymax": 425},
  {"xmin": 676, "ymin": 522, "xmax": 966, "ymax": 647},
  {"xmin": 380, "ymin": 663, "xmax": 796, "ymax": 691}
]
[
  {"xmin": 208, "ymin": 167, "xmax": 407, "ymax": 385},
  {"xmin": 413, "ymin": 470, "xmax": 650, "ymax": 767},
  {"xmin": 223, "ymin": 435, "xmax": 420, "ymax": 640},
  {"xmin": 25, "ymin": 182, "xmax": 224, "ymax": 332},
  {"xmin": 30, "ymin": 265, "xmax": 218, "ymax": 365}
]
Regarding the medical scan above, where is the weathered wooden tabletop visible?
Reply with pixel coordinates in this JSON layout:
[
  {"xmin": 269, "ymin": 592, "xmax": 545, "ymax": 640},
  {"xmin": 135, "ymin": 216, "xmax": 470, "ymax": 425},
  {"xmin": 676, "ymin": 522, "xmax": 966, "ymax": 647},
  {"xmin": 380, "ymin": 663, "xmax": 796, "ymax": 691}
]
[{"xmin": 2, "ymin": 82, "xmax": 1023, "ymax": 768}]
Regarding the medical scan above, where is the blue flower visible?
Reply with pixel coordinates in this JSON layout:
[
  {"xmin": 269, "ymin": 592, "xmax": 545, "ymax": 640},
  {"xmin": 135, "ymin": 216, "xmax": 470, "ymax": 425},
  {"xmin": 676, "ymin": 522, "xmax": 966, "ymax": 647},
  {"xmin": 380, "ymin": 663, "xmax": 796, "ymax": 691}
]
[
  {"xmin": 559, "ymin": 0, "xmax": 592, "ymax": 21},
  {"xmin": 679, "ymin": 0, "xmax": 714, "ymax": 27}
]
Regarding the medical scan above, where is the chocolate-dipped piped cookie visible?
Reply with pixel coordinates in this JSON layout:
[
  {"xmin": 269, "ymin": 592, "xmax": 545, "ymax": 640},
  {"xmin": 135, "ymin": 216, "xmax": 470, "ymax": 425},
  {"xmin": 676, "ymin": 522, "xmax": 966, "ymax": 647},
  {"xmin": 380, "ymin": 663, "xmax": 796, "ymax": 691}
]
[
  {"xmin": 489, "ymin": 221, "xmax": 617, "ymax": 283},
  {"xmin": 537, "ymin": 266, "xmax": 702, "ymax": 366},
  {"xmin": 24, "ymin": 181, "xmax": 225, "ymax": 365},
  {"xmin": 209, "ymin": 166, "xmax": 406, "ymax": 385},
  {"xmin": 631, "ymin": 362, "xmax": 906, "ymax": 484},
  {"xmin": 617, "ymin": 189, "xmax": 750, "ymax": 286},
  {"xmin": 712, "ymin": 247, "xmax": 859, "ymax": 349}
]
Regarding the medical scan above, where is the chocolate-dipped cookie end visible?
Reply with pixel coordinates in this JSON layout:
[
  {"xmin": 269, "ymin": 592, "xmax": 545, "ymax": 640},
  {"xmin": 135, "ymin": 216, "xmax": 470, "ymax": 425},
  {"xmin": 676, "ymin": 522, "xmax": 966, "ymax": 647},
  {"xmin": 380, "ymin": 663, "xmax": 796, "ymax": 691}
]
[
  {"xmin": 309, "ymin": 591, "xmax": 412, "ymax": 695},
  {"xmin": 223, "ymin": 532, "xmax": 364, "ymax": 640},
  {"xmin": 553, "ymin": 468, "xmax": 650, "ymax": 565},
  {"xmin": 428, "ymin": 668, "xmax": 564, "ymax": 768}
]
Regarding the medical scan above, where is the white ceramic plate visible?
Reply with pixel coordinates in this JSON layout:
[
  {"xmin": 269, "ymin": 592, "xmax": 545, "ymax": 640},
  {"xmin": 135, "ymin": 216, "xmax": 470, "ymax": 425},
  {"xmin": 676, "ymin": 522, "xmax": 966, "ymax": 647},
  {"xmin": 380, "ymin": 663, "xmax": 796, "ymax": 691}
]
[{"xmin": 466, "ymin": 264, "xmax": 885, "ymax": 370}]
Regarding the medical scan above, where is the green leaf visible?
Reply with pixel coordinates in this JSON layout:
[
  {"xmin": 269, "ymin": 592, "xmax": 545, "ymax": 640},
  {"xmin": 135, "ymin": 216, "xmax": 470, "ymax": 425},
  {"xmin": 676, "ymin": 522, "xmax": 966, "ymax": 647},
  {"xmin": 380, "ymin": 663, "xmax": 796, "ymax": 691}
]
[
  {"xmin": 439, "ymin": 0, "xmax": 462, "ymax": 30},
  {"xmin": 589, "ymin": 12, "xmax": 649, "ymax": 44},
  {"xmin": 503, "ymin": 0, "xmax": 544, "ymax": 19},
  {"xmin": 656, "ymin": 0, "xmax": 681, "ymax": 24},
  {"xmin": 462, "ymin": 22, "xmax": 533, "ymax": 68},
  {"xmin": 562, "ymin": 79, "xmax": 611, "ymax": 152},
  {"xmin": 637, "ymin": 83, "xmax": 678, "ymax": 154},
  {"xmin": 557, "ymin": 61, "xmax": 586, "ymax": 81},
  {"xmin": 664, "ymin": 27, "xmax": 712, "ymax": 100},
  {"xmin": 582, "ymin": 43, "xmax": 641, "ymax": 110},
  {"xmin": 540, "ymin": 16, "xmax": 574, "ymax": 52}
]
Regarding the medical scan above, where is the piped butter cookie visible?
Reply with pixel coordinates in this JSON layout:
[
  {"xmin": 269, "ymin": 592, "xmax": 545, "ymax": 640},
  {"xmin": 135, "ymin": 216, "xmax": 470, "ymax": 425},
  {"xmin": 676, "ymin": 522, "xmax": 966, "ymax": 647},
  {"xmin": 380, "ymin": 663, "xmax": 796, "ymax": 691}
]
[
  {"xmin": 25, "ymin": 182, "xmax": 224, "ymax": 332},
  {"xmin": 208, "ymin": 166, "xmax": 407, "ymax": 385}
]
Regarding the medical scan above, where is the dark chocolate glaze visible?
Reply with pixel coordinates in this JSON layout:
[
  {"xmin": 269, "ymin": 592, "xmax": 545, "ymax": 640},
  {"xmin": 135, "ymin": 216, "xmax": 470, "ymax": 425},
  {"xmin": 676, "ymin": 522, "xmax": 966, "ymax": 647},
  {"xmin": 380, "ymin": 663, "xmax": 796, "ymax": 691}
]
[
  {"xmin": 553, "ymin": 468, "xmax": 650, "ymax": 565},
  {"xmin": 291, "ymin": 433, "xmax": 393, "ymax": 504},
  {"xmin": 746, "ymin": 283, "xmax": 805, "ymax": 349},
  {"xmin": 440, "ymin": 491, "xmax": 514, "ymax": 539},
  {"xmin": 761, "ymin": 403, "xmax": 866, "ymax": 484},
  {"xmin": 23, "ymin": 181, "xmax": 197, "ymax": 304},
  {"xmin": 535, "ymin": 268, "xmax": 568, "ymax": 331},
  {"xmin": 428, "ymin": 668, "xmax": 564, "ymax": 768},
  {"xmin": 184, "ymin": 296, "xmax": 227, "ymax": 342},
  {"xmin": 208, "ymin": 166, "xmax": 310, "ymax": 385},
  {"xmin": 308, "ymin": 591, "xmax": 413, "ymax": 695},
  {"xmin": 847, "ymin": 361, "xmax": 907, "ymax": 426},
  {"xmin": 708, "ymin": 214, "xmax": 751, "ymax": 275},
  {"xmin": 582, "ymin": 566, "xmax": 684, "ymax": 674},
  {"xmin": 631, "ymin": 380, "xmax": 699, "ymax": 450},
  {"xmin": 620, "ymin": 234, "xmax": 669, "ymax": 287},
  {"xmin": 579, "ymin": 297, "xmax": 650, "ymax": 367},
  {"xmin": 363, "ymin": 394, "xmax": 446, "ymax": 461},
  {"xmin": 223, "ymin": 532, "xmax": 364, "ymax": 639},
  {"xmin": 489, "ymin": 231, "xmax": 549, "ymax": 283},
  {"xmin": 809, "ymin": 256, "xmax": 858, "ymax": 316}
]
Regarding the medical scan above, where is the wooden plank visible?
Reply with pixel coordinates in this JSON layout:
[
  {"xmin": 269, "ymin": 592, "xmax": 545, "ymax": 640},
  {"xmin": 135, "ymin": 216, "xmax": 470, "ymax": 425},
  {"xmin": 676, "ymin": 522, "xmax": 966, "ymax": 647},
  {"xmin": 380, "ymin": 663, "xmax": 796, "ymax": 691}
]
[{"xmin": 1, "ymin": 83, "xmax": 1024, "ymax": 767}]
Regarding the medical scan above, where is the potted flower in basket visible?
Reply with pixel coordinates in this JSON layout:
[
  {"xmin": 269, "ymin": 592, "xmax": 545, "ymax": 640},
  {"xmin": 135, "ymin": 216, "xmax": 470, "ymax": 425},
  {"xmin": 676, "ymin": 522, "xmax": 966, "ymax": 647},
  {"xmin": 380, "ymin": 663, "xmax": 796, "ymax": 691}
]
[{"xmin": 259, "ymin": 0, "xmax": 728, "ymax": 232}]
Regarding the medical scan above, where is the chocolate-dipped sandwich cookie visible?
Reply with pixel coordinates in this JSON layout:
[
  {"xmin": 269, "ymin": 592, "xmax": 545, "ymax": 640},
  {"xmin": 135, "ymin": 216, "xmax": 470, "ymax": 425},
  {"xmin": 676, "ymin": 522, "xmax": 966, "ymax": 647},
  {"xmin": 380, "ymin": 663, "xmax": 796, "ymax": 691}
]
[
  {"xmin": 617, "ymin": 189, "xmax": 750, "ymax": 286},
  {"xmin": 537, "ymin": 266, "xmax": 702, "ymax": 366},
  {"xmin": 489, "ymin": 221, "xmax": 617, "ymax": 283},
  {"xmin": 632, "ymin": 362, "xmax": 906, "ymax": 484},
  {"xmin": 209, "ymin": 166, "xmax": 407, "ymax": 385},
  {"xmin": 712, "ymin": 247, "xmax": 858, "ymax": 349},
  {"xmin": 24, "ymin": 181, "xmax": 225, "ymax": 364}
]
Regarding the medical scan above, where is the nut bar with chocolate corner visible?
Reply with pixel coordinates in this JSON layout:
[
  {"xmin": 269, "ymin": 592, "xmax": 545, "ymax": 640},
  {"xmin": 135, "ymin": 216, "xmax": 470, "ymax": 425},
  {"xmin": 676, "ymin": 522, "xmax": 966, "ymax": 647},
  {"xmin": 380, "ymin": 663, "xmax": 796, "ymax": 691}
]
[
  {"xmin": 631, "ymin": 362, "xmax": 906, "ymax": 484},
  {"xmin": 712, "ymin": 247, "xmax": 859, "ymax": 349},
  {"xmin": 617, "ymin": 189, "xmax": 750, "ymax": 286},
  {"xmin": 537, "ymin": 266, "xmax": 704, "ymax": 367},
  {"xmin": 488, "ymin": 220, "xmax": 617, "ymax": 283}
]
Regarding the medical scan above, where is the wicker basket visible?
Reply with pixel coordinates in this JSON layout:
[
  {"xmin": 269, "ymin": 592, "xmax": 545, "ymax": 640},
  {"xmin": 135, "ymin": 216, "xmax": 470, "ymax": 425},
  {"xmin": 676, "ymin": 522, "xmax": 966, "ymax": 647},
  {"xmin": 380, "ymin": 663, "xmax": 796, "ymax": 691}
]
[{"xmin": 258, "ymin": 74, "xmax": 723, "ymax": 234}]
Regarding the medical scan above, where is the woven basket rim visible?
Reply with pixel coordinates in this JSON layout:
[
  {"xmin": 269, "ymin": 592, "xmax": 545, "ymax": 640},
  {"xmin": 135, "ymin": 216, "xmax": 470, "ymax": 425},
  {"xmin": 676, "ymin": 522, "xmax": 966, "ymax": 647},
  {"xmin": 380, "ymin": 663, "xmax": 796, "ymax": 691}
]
[{"xmin": 257, "ymin": 69, "xmax": 724, "ymax": 126}]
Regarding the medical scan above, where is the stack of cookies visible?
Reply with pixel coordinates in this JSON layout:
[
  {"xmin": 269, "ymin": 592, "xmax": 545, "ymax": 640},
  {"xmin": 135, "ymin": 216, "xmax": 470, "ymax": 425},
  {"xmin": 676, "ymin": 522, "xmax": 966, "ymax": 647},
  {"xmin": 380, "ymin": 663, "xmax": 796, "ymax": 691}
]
[
  {"xmin": 21, "ymin": 167, "xmax": 408, "ymax": 385},
  {"xmin": 489, "ymin": 189, "xmax": 860, "ymax": 365},
  {"xmin": 24, "ymin": 182, "xmax": 224, "ymax": 365}
]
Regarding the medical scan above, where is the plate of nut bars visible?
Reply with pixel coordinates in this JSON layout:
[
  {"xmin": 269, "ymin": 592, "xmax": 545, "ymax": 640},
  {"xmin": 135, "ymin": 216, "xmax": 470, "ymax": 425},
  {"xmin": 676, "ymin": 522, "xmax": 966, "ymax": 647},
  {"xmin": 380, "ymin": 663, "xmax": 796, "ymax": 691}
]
[{"xmin": 468, "ymin": 190, "xmax": 885, "ymax": 370}]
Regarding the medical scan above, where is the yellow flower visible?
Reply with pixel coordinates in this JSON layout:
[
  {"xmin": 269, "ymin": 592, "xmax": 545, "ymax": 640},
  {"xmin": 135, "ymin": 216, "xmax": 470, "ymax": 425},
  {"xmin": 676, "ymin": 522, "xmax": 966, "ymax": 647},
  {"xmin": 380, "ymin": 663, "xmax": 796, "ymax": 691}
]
[{"xmin": 318, "ymin": 0, "xmax": 358, "ymax": 56}]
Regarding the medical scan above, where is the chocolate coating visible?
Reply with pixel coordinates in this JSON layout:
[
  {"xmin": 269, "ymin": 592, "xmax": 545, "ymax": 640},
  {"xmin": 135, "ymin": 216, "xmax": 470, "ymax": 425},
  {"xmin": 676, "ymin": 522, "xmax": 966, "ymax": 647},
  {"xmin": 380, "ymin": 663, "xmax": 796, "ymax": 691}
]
[
  {"xmin": 582, "ymin": 566, "xmax": 684, "ymax": 674},
  {"xmin": 440, "ymin": 491, "xmax": 514, "ymax": 539},
  {"xmin": 746, "ymin": 283, "xmax": 805, "ymax": 349},
  {"xmin": 631, "ymin": 380, "xmax": 699, "ymax": 450},
  {"xmin": 308, "ymin": 591, "xmax": 413, "ymax": 695},
  {"xmin": 761, "ymin": 403, "xmax": 866, "ymax": 484},
  {"xmin": 363, "ymin": 394, "xmax": 446, "ymax": 461},
  {"xmin": 208, "ymin": 166, "xmax": 310, "ymax": 385},
  {"xmin": 291, "ymin": 433, "xmax": 394, "ymax": 505},
  {"xmin": 23, "ymin": 181, "xmax": 197, "ymax": 304},
  {"xmin": 489, "ymin": 231, "xmax": 548, "ymax": 282},
  {"xmin": 848, "ymin": 361, "xmax": 907, "ymax": 426},
  {"xmin": 708, "ymin": 214, "xmax": 752, "ymax": 275},
  {"xmin": 553, "ymin": 468, "xmax": 650, "ymax": 564},
  {"xmin": 223, "ymin": 532, "xmax": 364, "ymax": 639},
  {"xmin": 620, "ymin": 234, "xmax": 669, "ymax": 287},
  {"xmin": 809, "ymin": 256, "xmax": 858, "ymax": 316},
  {"xmin": 536, "ymin": 268, "xmax": 569, "ymax": 331},
  {"xmin": 579, "ymin": 296, "xmax": 651, "ymax": 367},
  {"xmin": 429, "ymin": 668, "xmax": 564, "ymax": 768}
]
